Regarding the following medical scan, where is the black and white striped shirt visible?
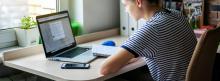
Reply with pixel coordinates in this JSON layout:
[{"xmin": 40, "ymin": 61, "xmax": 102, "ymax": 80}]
[{"xmin": 121, "ymin": 9, "xmax": 197, "ymax": 81}]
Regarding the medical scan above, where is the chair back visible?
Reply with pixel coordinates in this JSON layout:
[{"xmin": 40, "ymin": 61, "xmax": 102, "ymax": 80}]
[{"xmin": 185, "ymin": 27, "xmax": 220, "ymax": 81}]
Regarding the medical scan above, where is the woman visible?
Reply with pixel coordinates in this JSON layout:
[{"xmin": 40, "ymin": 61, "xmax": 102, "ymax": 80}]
[{"xmin": 101, "ymin": 0, "xmax": 197, "ymax": 81}]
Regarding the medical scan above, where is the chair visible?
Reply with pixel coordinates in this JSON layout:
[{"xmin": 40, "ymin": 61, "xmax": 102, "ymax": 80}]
[
  {"xmin": 212, "ymin": 53, "xmax": 220, "ymax": 81},
  {"xmin": 185, "ymin": 27, "xmax": 220, "ymax": 81}
]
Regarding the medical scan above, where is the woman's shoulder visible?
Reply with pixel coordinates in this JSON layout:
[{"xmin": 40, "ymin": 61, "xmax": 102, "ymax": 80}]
[
  {"xmin": 151, "ymin": 9, "xmax": 187, "ymax": 24},
  {"xmin": 155, "ymin": 9, "xmax": 186, "ymax": 19}
]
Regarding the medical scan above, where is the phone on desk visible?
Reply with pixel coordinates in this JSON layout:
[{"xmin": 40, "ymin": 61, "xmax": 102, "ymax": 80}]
[{"xmin": 61, "ymin": 63, "xmax": 90, "ymax": 69}]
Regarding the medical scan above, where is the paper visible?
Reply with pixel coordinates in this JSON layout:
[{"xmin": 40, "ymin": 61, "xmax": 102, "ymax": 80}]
[
  {"xmin": 92, "ymin": 45, "xmax": 120, "ymax": 57},
  {"xmin": 49, "ymin": 21, "xmax": 65, "ymax": 40}
]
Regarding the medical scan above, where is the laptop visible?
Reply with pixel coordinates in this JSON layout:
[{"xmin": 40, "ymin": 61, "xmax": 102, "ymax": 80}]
[{"xmin": 36, "ymin": 11, "xmax": 97, "ymax": 63}]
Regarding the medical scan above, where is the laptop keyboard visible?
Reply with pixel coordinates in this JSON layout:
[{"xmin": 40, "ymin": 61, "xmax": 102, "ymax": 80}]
[{"xmin": 56, "ymin": 47, "xmax": 91, "ymax": 58}]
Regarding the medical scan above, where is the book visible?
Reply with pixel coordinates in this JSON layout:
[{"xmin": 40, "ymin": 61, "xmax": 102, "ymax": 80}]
[
  {"xmin": 194, "ymin": 29, "xmax": 206, "ymax": 38},
  {"xmin": 120, "ymin": 1, "xmax": 129, "ymax": 36}
]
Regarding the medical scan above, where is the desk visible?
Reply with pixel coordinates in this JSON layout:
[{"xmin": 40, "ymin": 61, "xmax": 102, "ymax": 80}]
[
  {"xmin": 2, "ymin": 28, "xmax": 220, "ymax": 81},
  {"xmin": 2, "ymin": 36, "xmax": 147, "ymax": 81}
]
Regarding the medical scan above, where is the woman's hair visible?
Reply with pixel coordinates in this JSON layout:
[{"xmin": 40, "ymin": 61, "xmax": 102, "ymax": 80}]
[
  {"xmin": 147, "ymin": 0, "xmax": 159, "ymax": 5},
  {"xmin": 130, "ymin": 0, "xmax": 160, "ymax": 5}
]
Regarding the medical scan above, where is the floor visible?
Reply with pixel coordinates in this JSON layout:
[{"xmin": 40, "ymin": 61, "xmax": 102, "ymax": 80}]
[{"xmin": 0, "ymin": 72, "xmax": 53, "ymax": 81}]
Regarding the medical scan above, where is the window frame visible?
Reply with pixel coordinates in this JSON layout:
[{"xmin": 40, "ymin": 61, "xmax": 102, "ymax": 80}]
[
  {"xmin": 0, "ymin": 0, "xmax": 60, "ymax": 30},
  {"xmin": 0, "ymin": 0, "xmax": 60, "ymax": 49}
]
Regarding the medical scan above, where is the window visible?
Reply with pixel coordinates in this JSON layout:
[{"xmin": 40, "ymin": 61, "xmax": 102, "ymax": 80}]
[{"xmin": 0, "ymin": 0, "xmax": 58, "ymax": 29}]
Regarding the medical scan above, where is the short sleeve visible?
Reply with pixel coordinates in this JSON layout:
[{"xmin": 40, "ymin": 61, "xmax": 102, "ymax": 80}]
[{"xmin": 121, "ymin": 25, "xmax": 159, "ymax": 58}]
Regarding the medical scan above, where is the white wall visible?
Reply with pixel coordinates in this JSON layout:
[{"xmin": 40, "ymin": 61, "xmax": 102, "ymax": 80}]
[
  {"xmin": 59, "ymin": 0, "xmax": 69, "ymax": 11},
  {"xmin": 69, "ymin": 0, "xmax": 84, "ymax": 26},
  {"xmin": 69, "ymin": 0, "xmax": 120, "ymax": 34}
]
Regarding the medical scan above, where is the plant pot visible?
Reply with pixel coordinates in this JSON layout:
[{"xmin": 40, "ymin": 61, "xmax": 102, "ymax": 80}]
[{"xmin": 15, "ymin": 27, "xmax": 39, "ymax": 47}]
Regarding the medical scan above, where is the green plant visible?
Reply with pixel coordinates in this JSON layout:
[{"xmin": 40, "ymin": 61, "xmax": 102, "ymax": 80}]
[
  {"xmin": 71, "ymin": 20, "xmax": 83, "ymax": 36},
  {"xmin": 21, "ymin": 16, "xmax": 37, "ymax": 29}
]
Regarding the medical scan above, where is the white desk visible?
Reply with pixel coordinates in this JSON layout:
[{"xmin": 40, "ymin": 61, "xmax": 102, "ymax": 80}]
[
  {"xmin": 2, "ymin": 27, "xmax": 220, "ymax": 81},
  {"xmin": 2, "ymin": 36, "xmax": 147, "ymax": 81}
]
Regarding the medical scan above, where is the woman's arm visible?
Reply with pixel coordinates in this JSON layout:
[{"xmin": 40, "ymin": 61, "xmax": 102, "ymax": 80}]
[{"xmin": 100, "ymin": 48, "xmax": 135, "ymax": 75}]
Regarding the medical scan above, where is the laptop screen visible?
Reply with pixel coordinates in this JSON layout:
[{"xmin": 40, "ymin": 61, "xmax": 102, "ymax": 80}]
[{"xmin": 37, "ymin": 11, "xmax": 76, "ymax": 57}]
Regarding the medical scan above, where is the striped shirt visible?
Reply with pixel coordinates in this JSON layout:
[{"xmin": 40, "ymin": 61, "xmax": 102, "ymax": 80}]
[{"xmin": 121, "ymin": 9, "xmax": 197, "ymax": 81}]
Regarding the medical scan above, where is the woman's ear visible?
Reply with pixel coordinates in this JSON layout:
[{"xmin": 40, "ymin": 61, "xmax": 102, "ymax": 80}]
[{"xmin": 136, "ymin": 0, "xmax": 142, "ymax": 8}]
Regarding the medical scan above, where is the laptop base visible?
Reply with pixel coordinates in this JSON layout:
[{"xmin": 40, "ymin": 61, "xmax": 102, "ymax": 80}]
[{"xmin": 48, "ymin": 50, "xmax": 97, "ymax": 63}]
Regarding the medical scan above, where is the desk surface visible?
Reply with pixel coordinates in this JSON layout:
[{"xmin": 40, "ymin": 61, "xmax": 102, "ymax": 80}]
[
  {"xmin": 3, "ymin": 34, "xmax": 220, "ymax": 81},
  {"xmin": 3, "ymin": 36, "xmax": 147, "ymax": 81}
]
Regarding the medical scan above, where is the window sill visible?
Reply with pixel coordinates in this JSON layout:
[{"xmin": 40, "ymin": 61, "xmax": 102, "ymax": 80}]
[{"xmin": 0, "ymin": 46, "xmax": 23, "ymax": 64}]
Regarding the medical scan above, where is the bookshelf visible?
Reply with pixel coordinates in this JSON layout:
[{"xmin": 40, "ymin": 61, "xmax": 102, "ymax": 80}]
[
  {"xmin": 161, "ymin": 0, "xmax": 205, "ymax": 29},
  {"xmin": 162, "ymin": 0, "xmax": 183, "ymax": 11},
  {"xmin": 207, "ymin": 0, "xmax": 220, "ymax": 26}
]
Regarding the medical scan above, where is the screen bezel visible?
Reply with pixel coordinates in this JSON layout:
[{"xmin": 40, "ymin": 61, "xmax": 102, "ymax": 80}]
[{"xmin": 36, "ymin": 11, "xmax": 77, "ymax": 57}]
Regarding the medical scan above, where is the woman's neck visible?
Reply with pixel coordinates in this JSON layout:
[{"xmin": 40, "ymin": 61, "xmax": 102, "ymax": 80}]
[{"xmin": 143, "ymin": 6, "xmax": 161, "ymax": 20}]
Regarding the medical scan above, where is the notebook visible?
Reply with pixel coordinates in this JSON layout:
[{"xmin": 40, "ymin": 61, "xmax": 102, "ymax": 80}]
[{"xmin": 92, "ymin": 45, "xmax": 120, "ymax": 57}]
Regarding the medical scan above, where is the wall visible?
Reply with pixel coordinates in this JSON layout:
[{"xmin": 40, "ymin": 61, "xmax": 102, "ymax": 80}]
[
  {"xmin": 69, "ymin": 0, "xmax": 84, "ymax": 26},
  {"xmin": 59, "ymin": 0, "xmax": 69, "ymax": 11},
  {"xmin": 69, "ymin": 0, "xmax": 120, "ymax": 34}
]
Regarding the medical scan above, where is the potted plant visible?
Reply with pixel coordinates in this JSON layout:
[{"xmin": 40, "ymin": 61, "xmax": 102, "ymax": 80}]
[{"xmin": 15, "ymin": 16, "xmax": 39, "ymax": 47}]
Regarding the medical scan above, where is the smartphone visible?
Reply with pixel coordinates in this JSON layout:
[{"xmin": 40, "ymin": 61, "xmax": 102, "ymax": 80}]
[{"xmin": 61, "ymin": 63, "xmax": 90, "ymax": 69}]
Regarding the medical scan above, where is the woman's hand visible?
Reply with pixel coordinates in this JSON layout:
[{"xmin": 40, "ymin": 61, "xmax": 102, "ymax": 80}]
[{"xmin": 100, "ymin": 48, "xmax": 135, "ymax": 75}]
